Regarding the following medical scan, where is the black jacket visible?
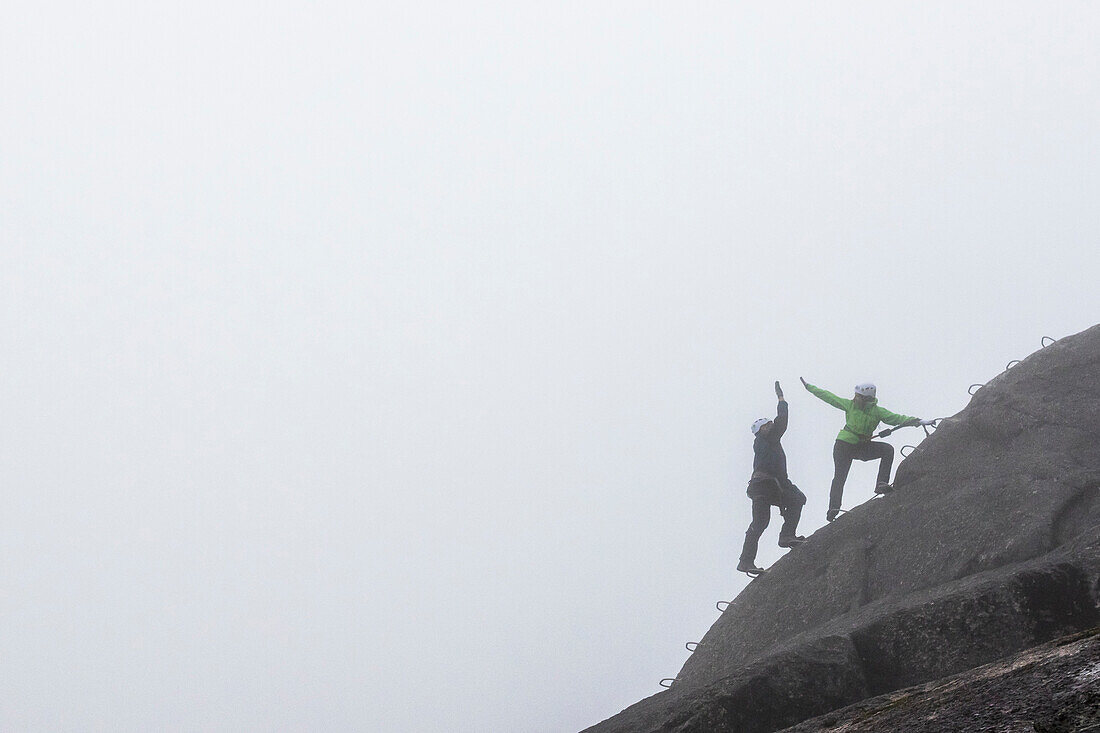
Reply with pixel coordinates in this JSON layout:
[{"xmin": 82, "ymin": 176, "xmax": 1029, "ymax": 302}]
[{"xmin": 752, "ymin": 400, "xmax": 789, "ymax": 481}]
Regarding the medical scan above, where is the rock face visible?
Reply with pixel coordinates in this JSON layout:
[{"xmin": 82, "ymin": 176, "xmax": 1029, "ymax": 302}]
[
  {"xmin": 583, "ymin": 324, "xmax": 1100, "ymax": 733},
  {"xmin": 779, "ymin": 627, "xmax": 1100, "ymax": 733}
]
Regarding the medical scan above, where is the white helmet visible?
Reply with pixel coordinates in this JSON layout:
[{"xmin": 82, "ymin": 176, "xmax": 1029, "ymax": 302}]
[
  {"xmin": 751, "ymin": 418, "xmax": 771, "ymax": 435},
  {"xmin": 854, "ymin": 383, "xmax": 877, "ymax": 398}
]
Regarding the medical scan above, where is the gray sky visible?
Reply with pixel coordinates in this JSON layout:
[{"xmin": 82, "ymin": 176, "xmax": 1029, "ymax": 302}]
[{"xmin": 2, "ymin": 2, "xmax": 1099, "ymax": 731}]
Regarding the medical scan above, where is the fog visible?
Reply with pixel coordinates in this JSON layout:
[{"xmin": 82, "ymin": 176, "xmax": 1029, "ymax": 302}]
[{"xmin": 2, "ymin": 2, "xmax": 1099, "ymax": 731}]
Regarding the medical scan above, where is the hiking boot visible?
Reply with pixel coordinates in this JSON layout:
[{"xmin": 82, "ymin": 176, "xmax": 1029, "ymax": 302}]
[
  {"xmin": 826, "ymin": 509, "xmax": 839, "ymax": 522},
  {"xmin": 778, "ymin": 535, "xmax": 807, "ymax": 548},
  {"xmin": 874, "ymin": 482, "xmax": 894, "ymax": 495},
  {"xmin": 736, "ymin": 560, "xmax": 766, "ymax": 576}
]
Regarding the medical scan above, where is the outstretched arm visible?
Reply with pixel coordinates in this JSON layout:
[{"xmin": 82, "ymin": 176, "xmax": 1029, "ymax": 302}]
[
  {"xmin": 771, "ymin": 381, "xmax": 788, "ymax": 440},
  {"xmin": 801, "ymin": 378, "xmax": 851, "ymax": 411},
  {"xmin": 877, "ymin": 406, "xmax": 917, "ymax": 426}
]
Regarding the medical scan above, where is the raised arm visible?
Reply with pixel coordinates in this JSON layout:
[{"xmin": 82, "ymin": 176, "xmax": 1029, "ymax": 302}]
[
  {"xmin": 770, "ymin": 399, "xmax": 789, "ymax": 440},
  {"xmin": 770, "ymin": 381, "xmax": 788, "ymax": 440},
  {"xmin": 801, "ymin": 378, "xmax": 851, "ymax": 411}
]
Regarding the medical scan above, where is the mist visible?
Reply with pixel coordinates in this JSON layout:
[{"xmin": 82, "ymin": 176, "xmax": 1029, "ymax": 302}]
[{"xmin": 2, "ymin": 2, "xmax": 1098, "ymax": 731}]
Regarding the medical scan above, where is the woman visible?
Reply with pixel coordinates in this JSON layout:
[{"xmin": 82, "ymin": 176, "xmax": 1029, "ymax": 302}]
[{"xmin": 801, "ymin": 378, "xmax": 933, "ymax": 521}]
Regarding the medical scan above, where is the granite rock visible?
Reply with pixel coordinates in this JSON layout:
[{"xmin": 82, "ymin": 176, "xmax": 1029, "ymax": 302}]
[{"xmin": 583, "ymin": 325, "xmax": 1100, "ymax": 733}]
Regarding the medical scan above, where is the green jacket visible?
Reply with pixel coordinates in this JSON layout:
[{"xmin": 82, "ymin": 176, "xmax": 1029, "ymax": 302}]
[{"xmin": 804, "ymin": 383, "xmax": 915, "ymax": 444}]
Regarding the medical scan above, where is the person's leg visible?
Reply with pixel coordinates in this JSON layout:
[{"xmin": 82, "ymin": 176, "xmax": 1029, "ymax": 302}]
[
  {"xmin": 865, "ymin": 441, "xmax": 894, "ymax": 486},
  {"xmin": 829, "ymin": 441, "xmax": 856, "ymax": 514},
  {"xmin": 778, "ymin": 481, "xmax": 806, "ymax": 538},
  {"xmin": 738, "ymin": 495, "xmax": 772, "ymax": 566}
]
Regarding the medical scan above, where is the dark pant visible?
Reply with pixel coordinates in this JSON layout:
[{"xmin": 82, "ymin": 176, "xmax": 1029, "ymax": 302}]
[
  {"xmin": 828, "ymin": 439, "xmax": 894, "ymax": 512},
  {"xmin": 739, "ymin": 478, "xmax": 806, "ymax": 564}
]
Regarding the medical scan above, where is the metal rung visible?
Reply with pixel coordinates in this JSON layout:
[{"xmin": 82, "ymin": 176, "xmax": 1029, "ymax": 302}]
[
  {"xmin": 968, "ymin": 383, "xmax": 983, "ymax": 395},
  {"xmin": 1006, "ymin": 359, "xmax": 1021, "ymax": 371},
  {"xmin": 716, "ymin": 600, "xmax": 731, "ymax": 612},
  {"xmin": 659, "ymin": 678, "xmax": 679, "ymax": 689},
  {"xmin": 686, "ymin": 642, "xmax": 699, "ymax": 652},
  {"xmin": 900, "ymin": 445, "xmax": 917, "ymax": 458},
  {"xmin": 1041, "ymin": 336, "xmax": 1057, "ymax": 347}
]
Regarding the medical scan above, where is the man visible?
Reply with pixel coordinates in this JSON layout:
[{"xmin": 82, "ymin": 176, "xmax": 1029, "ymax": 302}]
[
  {"xmin": 801, "ymin": 378, "xmax": 934, "ymax": 522},
  {"xmin": 737, "ymin": 381, "xmax": 807, "ymax": 577}
]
